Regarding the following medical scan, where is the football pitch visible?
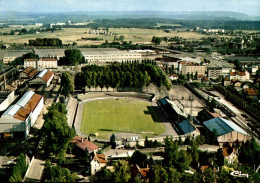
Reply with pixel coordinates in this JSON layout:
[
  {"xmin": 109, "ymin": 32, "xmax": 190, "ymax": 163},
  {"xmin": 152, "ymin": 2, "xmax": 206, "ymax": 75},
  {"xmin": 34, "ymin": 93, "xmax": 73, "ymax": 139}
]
[{"xmin": 81, "ymin": 99, "xmax": 165, "ymax": 139}]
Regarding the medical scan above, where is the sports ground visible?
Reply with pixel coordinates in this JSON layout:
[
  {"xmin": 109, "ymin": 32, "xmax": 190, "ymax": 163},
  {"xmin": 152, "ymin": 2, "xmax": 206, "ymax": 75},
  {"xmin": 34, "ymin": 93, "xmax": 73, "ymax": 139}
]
[{"xmin": 81, "ymin": 98, "xmax": 165, "ymax": 139}]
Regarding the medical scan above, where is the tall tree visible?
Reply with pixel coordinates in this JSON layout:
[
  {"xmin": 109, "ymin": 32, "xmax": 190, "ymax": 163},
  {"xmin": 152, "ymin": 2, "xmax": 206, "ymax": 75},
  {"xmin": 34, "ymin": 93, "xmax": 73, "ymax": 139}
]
[
  {"xmin": 113, "ymin": 160, "xmax": 131, "ymax": 182},
  {"xmin": 61, "ymin": 72, "xmax": 74, "ymax": 97},
  {"xmin": 63, "ymin": 49, "xmax": 84, "ymax": 65}
]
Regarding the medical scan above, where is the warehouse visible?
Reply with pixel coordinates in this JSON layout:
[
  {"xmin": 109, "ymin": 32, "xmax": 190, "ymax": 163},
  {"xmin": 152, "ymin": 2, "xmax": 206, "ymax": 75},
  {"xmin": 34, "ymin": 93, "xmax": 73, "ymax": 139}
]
[
  {"xmin": 203, "ymin": 117, "xmax": 251, "ymax": 147},
  {"xmin": 3, "ymin": 50, "xmax": 32, "ymax": 64},
  {"xmin": 0, "ymin": 91, "xmax": 44, "ymax": 138},
  {"xmin": 29, "ymin": 69, "xmax": 54, "ymax": 87}
]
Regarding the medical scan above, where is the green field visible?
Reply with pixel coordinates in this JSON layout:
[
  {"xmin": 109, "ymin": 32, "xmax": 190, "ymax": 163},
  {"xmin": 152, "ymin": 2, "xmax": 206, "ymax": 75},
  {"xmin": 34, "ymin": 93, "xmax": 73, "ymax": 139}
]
[{"xmin": 81, "ymin": 99, "xmax": 165, "ymax": 139}]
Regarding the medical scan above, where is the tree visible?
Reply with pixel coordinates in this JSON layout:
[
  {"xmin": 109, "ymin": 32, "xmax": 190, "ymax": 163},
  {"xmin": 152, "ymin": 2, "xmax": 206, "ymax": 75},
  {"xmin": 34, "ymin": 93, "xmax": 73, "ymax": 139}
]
[
  {"xmin": 63, "ymin": 49, "xmax": 84, "ymax": 65},
  {"xmin": 23, "ymin": 52, "xmax": 39, "ymax": 59},
  {"xmin": 42, "ymin": 103, "xmax": 76, "ymax": 158},
  {"xmin": 234, "ymin": 59, "xmax": 242, "ymax": 71},
  {"xmin": 119, "ymin": 35, "xmax": 125, "ymax": 43},
  {"xmin": 61, "ymin": 72, "xmax": 74, "ymax": 97},
  {"xmin": 110, "ymin": 134, "xmax": 116, "ymax": 149},
  {"xmin": 131, "ymin": 150, "xmax": 147, "ymax": 167},
  {"xmin": 148, "ymin": 165, "xmax": 168, "ymax": 183},
  {"xmin": 202, "ymin": 168, "xmax": 215, "ymax": 183},
  {"xmin": 96, "ymin": 168, "xmax": 113, "ymax": 182},
  {"xmin": 151, "ymin": 36, "xmax": 162, "ymax": 45},
  {"xmin": 9, "ymin": 153, "xmax": 28, "ymax": 182},
  {"xmin": 45, "ymin": 160, "xmax": 78, "ymax": 182},
  {"xmin": 168, "ymin": 168, "xmax": 182, "ymax": 183},
  {"xmin": 113, "ymin": 160, "xmax": 130, "ymax": 182}
]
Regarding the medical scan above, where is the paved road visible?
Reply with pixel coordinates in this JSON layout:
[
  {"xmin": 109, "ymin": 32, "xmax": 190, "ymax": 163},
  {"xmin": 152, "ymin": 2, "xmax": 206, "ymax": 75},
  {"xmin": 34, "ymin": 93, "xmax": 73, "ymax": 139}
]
[
  {"xmin": 24, "ymin": 159, "xmax": 45, "ymax": 182},
  {"xmin": 67, "ymin": 97, "xmax": 78, "ymax": 128}
]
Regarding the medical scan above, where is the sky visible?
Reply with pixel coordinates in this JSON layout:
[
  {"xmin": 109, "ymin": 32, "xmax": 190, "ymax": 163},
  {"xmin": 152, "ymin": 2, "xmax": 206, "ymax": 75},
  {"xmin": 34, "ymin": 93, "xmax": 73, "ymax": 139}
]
[{"xmin": 0, "ymin": 0, "xmax": 259, "ymax": 16}]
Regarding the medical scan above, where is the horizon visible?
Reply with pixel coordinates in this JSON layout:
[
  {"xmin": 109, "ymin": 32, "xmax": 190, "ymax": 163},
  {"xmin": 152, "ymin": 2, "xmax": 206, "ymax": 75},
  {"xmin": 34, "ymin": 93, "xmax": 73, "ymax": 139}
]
[{"xmin": 0, "ymin": 0, "xmax": 259, "ymax": 16}]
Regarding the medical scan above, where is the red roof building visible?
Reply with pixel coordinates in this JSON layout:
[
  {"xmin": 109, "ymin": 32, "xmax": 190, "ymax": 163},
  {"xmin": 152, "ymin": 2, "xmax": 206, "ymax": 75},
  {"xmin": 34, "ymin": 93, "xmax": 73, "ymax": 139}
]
[{"xmin": 71, "ymin": 136, "xmax": 99, "ymax": 153}]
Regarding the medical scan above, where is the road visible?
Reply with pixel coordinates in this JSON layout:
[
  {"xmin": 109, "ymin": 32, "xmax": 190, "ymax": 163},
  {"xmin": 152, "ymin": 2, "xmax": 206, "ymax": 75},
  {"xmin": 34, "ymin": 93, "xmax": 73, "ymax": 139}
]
[{"xmin": 24, "ymin": 159, "xmax": 45, "ymax": 182}]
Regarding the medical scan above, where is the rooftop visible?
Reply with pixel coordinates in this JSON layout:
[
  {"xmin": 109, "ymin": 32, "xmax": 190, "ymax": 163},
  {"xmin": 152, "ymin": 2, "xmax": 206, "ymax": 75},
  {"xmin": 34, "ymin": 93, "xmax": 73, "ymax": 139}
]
[
  {"xmin": 178, "ymin": 120, "xmax": 196, "ymax": 134},
  {"xmin": 93, "ymin": 154, "xmax": 107, "ymax": 163},
  {"xmin": 203, "ymin": 117, "xmax": 248, "ymax": 136},
  {"xmin": 71, "ymin": 136, "xmax": 99, "ymax": 152},
  {"xmin": 2, "ymin": 91, "xmax": 42, "ymax": 121}
]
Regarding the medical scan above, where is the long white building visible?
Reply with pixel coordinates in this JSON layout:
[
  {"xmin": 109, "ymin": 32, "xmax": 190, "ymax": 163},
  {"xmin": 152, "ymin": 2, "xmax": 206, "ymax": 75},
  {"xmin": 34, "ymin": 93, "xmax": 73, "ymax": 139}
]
[
  {"xmin": 79, "ymin": 48, "xmax": 142, "ymax": 63},
  {"xmin": 0, "ymin": 91, "xmax": 44, "ymax": 138}
]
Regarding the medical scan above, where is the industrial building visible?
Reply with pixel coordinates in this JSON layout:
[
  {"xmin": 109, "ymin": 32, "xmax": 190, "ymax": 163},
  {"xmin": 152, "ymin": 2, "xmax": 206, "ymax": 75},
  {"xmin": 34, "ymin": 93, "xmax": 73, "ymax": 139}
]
[
  {"xmin": 178, "ymin": 119, "xmax": 200, "ymax": 137},
  {"xmin": 0, "ymin": 91, "xmax": 17, "ymax": 112},
  {"xmin": 19, "ymin": 67, "xmax": 39, "ymax": 79},
  {"xmin": 203, "ymin": 117, "xmax": 251, "ymax": 147},
  {"xmin": 29, "ymin": 69, "xmax": 54, "ymax": 87},
  {"xmin": 0, "ymin": 91, "xmax": 44, "ymax": 138},
  {"xmin": 3, "ymin": 50, "xmax": 32, "ymax": 64},
  {"xmin": 79, "ymin": 48, "xmax": 142, "ymax": 63}
]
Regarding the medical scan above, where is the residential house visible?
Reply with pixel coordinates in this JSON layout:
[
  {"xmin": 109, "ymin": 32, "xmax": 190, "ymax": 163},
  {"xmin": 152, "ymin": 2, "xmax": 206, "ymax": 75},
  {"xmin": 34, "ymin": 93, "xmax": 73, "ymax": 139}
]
[
  {"xmin": 229, "ymin": 71, "xmax": 250, "ymax": 82},
  {"xmin": 90, "ymin": 154, "xmax": 107, "ymax": 176},
  {"xmin": 223, "ymin": 77, "xmax": 231, "ymax": 86},
  {"xmin": 131, "ymin": 164, "xmax": 149, "ymax": 183},
  {"xmin": 244, "ymin": 88, "xmax": 258, "ymax": 98},
  {"xmin": 222, "ymin": 146, "xmax": 238, "ymax": 164},
  {"xmin": 71, "ymin": 136, "xmax": 99, "ymax": 157},
  {"xmin": 231, "ymin": 80, "xmax": 242, "ymax": 87},
  {"xmin": 169, "ymin": 74, "xmax": 178, "ymax": 81},
  {"xmin": 201, "ymin": 77, "xmax": 210, "ymax": 85}
]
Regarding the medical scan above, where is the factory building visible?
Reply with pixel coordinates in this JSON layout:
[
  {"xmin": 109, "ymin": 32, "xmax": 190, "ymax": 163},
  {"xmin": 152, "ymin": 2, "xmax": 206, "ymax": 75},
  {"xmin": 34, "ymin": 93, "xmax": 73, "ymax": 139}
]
[
  {"xmin": 29, "ymin": 69, "xmax": 54, "ymax": 87},
  {"xmin": 203, "ymin": 117, "xmax": 251, "ymax": 147},
  {"xmin": 0, "ymin": 91, "xmax": 44, "ymax": 138}
]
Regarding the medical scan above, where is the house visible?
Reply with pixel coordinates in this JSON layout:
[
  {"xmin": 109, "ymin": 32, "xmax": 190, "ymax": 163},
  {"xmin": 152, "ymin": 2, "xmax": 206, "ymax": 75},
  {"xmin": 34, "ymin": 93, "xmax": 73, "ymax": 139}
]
[
  {"xmin": 200, "ymin": 164, "xmax": 218, "ymax": 173},
  {"xmin": 178, "ymin": 120, "xmax": 200, "ymax": 137},
  {"xmin": 90, "ymin": 154, "xmax": 107, "ymax": 176},
  {"xmin": 229, "ymin": 71, "xmax": 250, "ymax": 81},
  {"xmin": 231, "ymin": 80, "xmax": 242, "ymax": 87},
  {"xmin": 222, "ymin": 146, "xmax": 238, "ymax": 164},
  {"xmin": 201, "ymin": 77, "xmax": 210, "ymax": 85},
  {"xmin": 169, "ymin": 74, "xmax": 178, "ymax": 81},
  {"xmin": 243, "ymin": 88, "xmax": 258, "ymax": 98},
  {"xmin": 203, "ymin": 117, "xmax": 251, "ymax": 147},
  {"xmin": 131, "ymin": 164, "xmax": 149, "ymax": 183},
  {"xmin": 223, "ymin": 77, "xmax": 231, "ymax": 86},
  {"xmin": 0, "ymin": 91, "xmax": 44, "ymax": 138},
  {"xmin": 29, "ymin": 69, "xmax": 54, "ymax": 87},
  {"xmin": 71, "ymin": 136, "xmax": 99, "ymax": 156}
]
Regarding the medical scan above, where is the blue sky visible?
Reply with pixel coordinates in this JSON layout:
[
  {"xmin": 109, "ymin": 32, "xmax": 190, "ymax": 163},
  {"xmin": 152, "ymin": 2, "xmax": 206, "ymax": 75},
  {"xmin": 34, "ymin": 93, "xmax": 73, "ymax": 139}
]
[{"xmin": 0, "ymin": 0, "xmax": 259, "ymax": 16}]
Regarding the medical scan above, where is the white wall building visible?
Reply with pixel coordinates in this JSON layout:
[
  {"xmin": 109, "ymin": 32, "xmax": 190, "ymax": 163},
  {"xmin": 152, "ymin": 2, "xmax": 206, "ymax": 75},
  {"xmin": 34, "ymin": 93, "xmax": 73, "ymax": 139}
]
[
  {"xmin": 80, "ymin": 48, "xmax": 142, "ymax": 63},
  {"xmin": 24, "ymin": 58, "xmax": 58, "ymax": 69},
  {"xmin": 0, "ymin": 91, "xmax": 44, "ymax": 138}
]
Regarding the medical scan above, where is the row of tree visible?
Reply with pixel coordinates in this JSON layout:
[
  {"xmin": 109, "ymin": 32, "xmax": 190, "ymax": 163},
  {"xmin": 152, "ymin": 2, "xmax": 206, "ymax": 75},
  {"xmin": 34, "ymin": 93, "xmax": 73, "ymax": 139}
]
[
  {"xmin": 74, "ymin": 62, "xmax": 172, "ymax": 92},
  {"xmin": 42, "ymin": 102, "xmax": 76, "ymax": 159},
  {"xmin": 9, "ymin": 154, "xmax": 28, "ymax": 182},
  {"xmin": 28, "ymin": 38, "xmax": 62, "ymax": 46}
]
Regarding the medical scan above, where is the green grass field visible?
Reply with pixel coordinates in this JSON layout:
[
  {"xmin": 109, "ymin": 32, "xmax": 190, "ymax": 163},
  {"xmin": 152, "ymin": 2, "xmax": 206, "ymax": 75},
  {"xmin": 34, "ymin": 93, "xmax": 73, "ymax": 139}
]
[{"xmin": 81, "ymin": 99, "xmax": 165, "ymax": 139}]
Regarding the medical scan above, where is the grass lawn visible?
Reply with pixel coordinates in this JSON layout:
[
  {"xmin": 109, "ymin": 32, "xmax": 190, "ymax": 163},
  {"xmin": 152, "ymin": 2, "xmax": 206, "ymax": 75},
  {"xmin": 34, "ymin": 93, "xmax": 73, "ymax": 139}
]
[{"xmin": 81, "ymin": 99, "xmax": 165, "ymax": 139}]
